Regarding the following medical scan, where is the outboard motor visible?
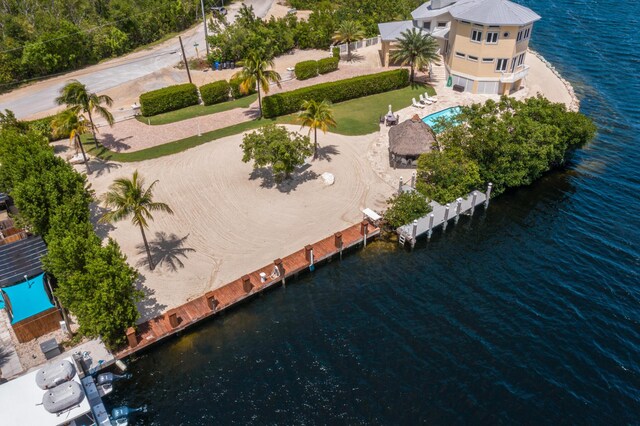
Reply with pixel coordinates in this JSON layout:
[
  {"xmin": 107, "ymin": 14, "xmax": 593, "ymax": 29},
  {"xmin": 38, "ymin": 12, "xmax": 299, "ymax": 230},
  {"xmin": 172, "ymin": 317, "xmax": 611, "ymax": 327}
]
[
  {"xmin": 111, "ymin": 405, "xmax": 147, "ymax": 420},
  {"xmin": 96, "ymin": 372, "xmax": 132, "ymax": 386}
]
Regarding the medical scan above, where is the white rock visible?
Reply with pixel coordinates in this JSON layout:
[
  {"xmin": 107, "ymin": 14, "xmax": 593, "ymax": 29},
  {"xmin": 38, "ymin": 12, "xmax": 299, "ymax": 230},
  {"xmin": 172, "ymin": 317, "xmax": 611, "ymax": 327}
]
[{"xmin": 321, "ymin": 172, "xmax": 335, "ymax": 186}]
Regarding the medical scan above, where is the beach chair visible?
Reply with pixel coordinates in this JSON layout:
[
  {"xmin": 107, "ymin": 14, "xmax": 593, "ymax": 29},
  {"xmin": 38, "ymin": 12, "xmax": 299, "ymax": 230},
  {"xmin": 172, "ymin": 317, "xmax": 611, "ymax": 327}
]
[
  {"xmin": 412, "ymin": 98, "xmax": 424, "ymax": 109},
  {"xmin": 419, "ymin": 94, "xmax": 433, "ymax": 105},
  {"xmin": 425, "ymin": 93, "xmax": 438, "ymax": 103}
]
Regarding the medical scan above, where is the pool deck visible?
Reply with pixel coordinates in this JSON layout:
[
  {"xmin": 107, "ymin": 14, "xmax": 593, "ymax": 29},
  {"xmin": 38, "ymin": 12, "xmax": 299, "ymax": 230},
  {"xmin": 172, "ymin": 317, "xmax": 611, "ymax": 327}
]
[{"xmin": 116, "ymin": 220, "xmax": 379, "ymax": 359}]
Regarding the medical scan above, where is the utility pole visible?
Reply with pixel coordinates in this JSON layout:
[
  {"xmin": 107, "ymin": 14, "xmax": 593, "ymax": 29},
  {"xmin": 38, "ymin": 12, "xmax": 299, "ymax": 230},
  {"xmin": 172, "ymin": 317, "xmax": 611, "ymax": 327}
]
[
  {"xmin": 201, "ymin": 0, "xmax": 210, "ymax": 55},
  {"xmin": 179, "ymin": 36, "xmax": 192, "ymax": 84}
]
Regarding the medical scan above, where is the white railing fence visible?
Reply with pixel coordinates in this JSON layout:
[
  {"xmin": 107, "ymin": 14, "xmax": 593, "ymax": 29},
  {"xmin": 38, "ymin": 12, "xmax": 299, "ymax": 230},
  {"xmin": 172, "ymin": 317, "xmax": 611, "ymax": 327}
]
[{"xmin": 332, "ymin": 36, "xmax": 381, "ymax": 54}]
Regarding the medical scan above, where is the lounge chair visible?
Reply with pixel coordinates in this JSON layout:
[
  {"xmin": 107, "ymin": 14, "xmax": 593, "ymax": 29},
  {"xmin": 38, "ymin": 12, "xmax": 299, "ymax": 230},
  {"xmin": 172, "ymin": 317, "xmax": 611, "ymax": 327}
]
[
  {"xmin": 425, "ymin": 93, "xmax": 438, "ymax": 103},
  {"xmin": 412, "ymin": 98, "xmax": 424, "ymax": 109},
  {"xmin": 419, "ymin": 94, "xmax": 433, "ymax": 105}
]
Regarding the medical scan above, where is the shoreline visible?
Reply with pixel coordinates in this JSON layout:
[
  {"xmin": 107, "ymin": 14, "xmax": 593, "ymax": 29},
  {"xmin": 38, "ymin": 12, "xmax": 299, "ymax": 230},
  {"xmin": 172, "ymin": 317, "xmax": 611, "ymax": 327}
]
[{"xmin": 528, "ymin": 49, "xmax": 580, "ymax": 112}]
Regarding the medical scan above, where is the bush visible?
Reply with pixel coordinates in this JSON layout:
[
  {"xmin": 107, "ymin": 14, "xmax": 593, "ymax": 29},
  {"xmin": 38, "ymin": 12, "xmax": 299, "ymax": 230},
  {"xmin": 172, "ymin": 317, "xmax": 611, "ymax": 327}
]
[
  {"xmin": 262, "ymin": 69, "xmax": 409, "ymax": 118},
  {"xmin": 384, "ymin": 191, "xmax": 432, "ymax": 229},
  {"xmin": 332, "ymin": 47, "xmax": 341, "ymax": 59},
  {"xmin": 139, "ymin": 83, "xmax": 199, "ymax": 116},
  {"xmin": 200, "ymin": 80, "xmax": 231, "ymax": 106},
  {"xmin": 294, "ymin": 60, "xmax": 319, "ymax": 80},
  {"xmin": 317, "ymin": 57, "xmax": 339, "ymax": 74},
  {"xmin": 230, "ymin": 78, "xmax": 257, "ymax": 99},
  {"xmin": 26, "ymin": 114, "xmax": 71, "ymax": 141}
]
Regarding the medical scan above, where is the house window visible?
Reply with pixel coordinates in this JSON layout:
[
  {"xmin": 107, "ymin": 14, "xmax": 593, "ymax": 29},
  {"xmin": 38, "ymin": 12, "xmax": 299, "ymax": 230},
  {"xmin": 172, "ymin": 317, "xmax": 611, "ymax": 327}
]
[
  {"xmin": 496, "ymin": 58, "xmax": 508, "ymax": 72},
  {"xmin": 517, "ymin": 52, "xmax": 526, "ymax": 66},
  {"xmin": 461, "ymin": 20, "xmax": 471, "ymax": 24},
  {"xmin": 482, "ymin": 58, "xmax": 495, "ymax": 63},
  {"xmin": 471, "ymin": 29, "xmax": 482, "ymax": 42},
  {"xmin": 437, "ymin": 22, "xmax": 447, "ymax": 28},
  {"xmin": 455, "ymin": 51, "xmax": 466, "ymax": 58},
  {"xmin": 468, "ymin": 55, "xmax": 478, "ymax": 62},
  {"xmin": 486, "ymin": 32, "xmax": 499, "ymax": 44},
  {"xmin": 503, "ymin": 32, "xmax": 510, "ymax": 38},
  {"xmin": 517, "ymin": 29, "xmax": 523, "ymax": 42},
  {"xmin": 524, "ymin": 27, "xmax": 531, "ymax": 39},
  {"xmin": 517, "ymin": 27, "xmax": 531, "ymax": 43},
  {"xmin": 423, "ymin": 21, "xmax": 431, "ymax": 29}
]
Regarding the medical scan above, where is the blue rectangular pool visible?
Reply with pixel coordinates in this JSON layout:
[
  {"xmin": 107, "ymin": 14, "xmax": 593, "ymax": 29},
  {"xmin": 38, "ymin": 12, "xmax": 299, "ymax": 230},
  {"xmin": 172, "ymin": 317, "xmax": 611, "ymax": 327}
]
[{"xmin": 422, "ymin": 106, "xmax": 461, "ymax": 129}]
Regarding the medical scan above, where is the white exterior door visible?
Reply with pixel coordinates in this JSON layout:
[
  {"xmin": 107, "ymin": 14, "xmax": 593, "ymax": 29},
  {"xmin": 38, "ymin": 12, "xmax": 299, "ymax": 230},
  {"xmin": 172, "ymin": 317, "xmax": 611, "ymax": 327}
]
[
  {"xmin": 452, "ymin": 75, "xmax": 474, "ymax": 92},
  {"xmin": 477, "ymin": 81, "xmax": 500, "ymax": 94}
]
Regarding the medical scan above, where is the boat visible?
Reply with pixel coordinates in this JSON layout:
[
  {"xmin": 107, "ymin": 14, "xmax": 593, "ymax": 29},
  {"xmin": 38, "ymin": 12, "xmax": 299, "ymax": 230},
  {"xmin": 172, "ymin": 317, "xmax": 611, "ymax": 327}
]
[
  {"xmin": 42, "ymin": 381, "xmax": 85, "ymax": 414},
  {"xmin": 36, "ymin": 360, "xmax": 77, "ymax": 390}
]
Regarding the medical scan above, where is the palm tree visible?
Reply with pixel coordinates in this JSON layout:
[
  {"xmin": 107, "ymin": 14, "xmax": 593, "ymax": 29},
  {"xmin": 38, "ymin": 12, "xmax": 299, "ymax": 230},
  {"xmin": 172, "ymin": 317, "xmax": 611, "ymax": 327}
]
[
  {"xmin": 231, "ymin": 52, "xmax": 281, "ymax": 118},
  {"xmin": 332, "ymin": 21, "xmax": 365, "ymax": 61},
  {"xmin": 390, "ymin": 28, "xmax": 441, "ymax": 82},
  {"xmin": 99, "ymin": 171, "xmax": 174, "ymax": 271},
  {"xmin": 51, "ymin": 108, "xmax": 92, "ymax": 174},
  {"xmin": 55, "ymin": 80, "xmax": 114, "ymax": 149},
  {"xmin": 297, "ymin": 99, "xmax": 336, "ymax": 160}
]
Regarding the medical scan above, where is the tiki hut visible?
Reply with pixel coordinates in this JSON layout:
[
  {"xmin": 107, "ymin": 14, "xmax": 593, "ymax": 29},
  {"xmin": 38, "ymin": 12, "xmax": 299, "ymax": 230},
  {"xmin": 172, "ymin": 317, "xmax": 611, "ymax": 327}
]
[{"xmin": 388, "ymin": 114, "xmax": 437, "ymax": 168}]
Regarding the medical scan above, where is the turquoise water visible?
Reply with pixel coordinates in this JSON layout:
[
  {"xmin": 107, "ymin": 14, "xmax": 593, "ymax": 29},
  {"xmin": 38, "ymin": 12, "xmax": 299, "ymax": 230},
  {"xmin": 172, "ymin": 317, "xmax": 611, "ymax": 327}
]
[
  {"xmin": 421, "ymin": 106, "xmax": 461, "ymax": 128},
  {"xmin": 107, "ymin": 0, "xmax": 640, "ymax": 423}
]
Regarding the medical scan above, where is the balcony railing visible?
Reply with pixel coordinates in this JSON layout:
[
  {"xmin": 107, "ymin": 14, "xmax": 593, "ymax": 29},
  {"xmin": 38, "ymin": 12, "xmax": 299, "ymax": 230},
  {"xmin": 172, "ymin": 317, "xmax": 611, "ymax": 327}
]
[{"xmin": 500, "ymin": 64, "xmax": 530, "ymax": 83}]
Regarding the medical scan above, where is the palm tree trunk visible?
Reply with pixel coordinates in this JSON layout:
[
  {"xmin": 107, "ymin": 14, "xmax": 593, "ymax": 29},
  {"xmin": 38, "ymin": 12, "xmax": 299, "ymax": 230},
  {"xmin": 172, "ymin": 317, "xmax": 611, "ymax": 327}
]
[
  {"xmin": 87, "ymin": 109, "xmax": 99, "ymax": 149},
  {"xmin": 76, "ymin": 135, "xmax": 91, "ymax": 174},
  {"xmin": 139, "ymin": 223, "xmax": 154, "ymax": 270},
  {"xmin": 257, "ymin": 80, "xmax": 262, "ymax": 118},
  {"xmin": 410, "ymin": 59, "xmax": 415, "ymax": 82},
  {"xmin": 347, "ymin": 42, "xmax": 351, "ymax": 61},
  {"xmin": 313, "ymin": 127, "xmax": 318, "ymax": 160}
]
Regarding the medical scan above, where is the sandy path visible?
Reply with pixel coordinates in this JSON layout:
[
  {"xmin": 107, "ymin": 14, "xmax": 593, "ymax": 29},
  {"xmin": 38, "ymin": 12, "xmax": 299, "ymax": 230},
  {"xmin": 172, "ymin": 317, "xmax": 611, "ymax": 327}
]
[{"xmin": 86, "ymin": 125, "xmax": 398, "ymax": 320}]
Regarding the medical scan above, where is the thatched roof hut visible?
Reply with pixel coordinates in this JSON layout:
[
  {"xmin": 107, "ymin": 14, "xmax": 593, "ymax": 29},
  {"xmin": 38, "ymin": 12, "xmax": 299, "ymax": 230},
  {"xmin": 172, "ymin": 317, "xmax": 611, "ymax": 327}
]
[{"xmin": 388, "ymin": 114, "xmax": 437, "ymax": 168}]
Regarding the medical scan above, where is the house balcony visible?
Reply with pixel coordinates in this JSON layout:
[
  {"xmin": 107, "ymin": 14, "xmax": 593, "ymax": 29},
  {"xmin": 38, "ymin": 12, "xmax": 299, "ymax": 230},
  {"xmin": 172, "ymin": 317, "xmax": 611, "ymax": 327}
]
[{"xmin": 500, "ymin": 65, "xmax": 530, "ymax": 83}]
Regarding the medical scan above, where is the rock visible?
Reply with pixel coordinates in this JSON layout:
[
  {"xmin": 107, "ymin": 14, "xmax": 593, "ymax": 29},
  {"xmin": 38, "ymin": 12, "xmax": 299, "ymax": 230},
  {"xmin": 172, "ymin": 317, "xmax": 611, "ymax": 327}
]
[{"xmin": 321, "ymin": 172, "xmax": 335, "ymax": 186}]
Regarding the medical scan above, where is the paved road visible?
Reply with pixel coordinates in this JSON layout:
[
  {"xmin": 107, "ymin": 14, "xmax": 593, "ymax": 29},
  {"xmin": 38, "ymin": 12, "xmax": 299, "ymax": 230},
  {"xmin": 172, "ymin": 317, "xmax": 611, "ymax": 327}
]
[{"xmin": 0, "ymin": 0, "xmax": 274, "ymax": 119}]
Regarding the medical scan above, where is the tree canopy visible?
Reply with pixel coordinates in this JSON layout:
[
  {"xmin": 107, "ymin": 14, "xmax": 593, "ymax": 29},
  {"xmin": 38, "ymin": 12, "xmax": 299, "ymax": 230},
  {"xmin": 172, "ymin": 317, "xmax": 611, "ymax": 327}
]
[
  {"xmin": 240, "ymin": 124, "xmax": 313, "ymax": 181},
  {"xmin": 0, "ymin": 127, "xmax": 142, "ymax": 347}
]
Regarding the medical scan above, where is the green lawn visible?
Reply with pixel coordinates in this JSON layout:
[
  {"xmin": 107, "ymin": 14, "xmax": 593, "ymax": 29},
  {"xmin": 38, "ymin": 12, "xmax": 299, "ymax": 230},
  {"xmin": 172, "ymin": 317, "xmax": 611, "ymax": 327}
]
[
  {"xmin": 92, "ymin": 83, "xmax": 435, "ymax": 162},
  {"xmin": 136, "ymin": 94, "xmax": 258, "ymax": 125}
]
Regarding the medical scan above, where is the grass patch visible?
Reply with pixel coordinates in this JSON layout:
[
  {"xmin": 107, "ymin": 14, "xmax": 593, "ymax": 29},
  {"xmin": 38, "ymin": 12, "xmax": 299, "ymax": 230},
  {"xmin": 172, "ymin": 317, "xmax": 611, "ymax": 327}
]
[
  {"xmin": 136, "ymin": 94, "xmax": 258, "ymax": 125},
  {"xmin": 93, "ymin": 84, "xmax": 435, "ymax": 162}
]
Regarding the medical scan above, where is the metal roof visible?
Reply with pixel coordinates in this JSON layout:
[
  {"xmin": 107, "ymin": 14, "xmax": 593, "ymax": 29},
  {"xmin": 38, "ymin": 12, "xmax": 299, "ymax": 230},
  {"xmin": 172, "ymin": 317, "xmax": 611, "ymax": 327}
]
[
  {"xmin": 0, "ymin": 236, "xmax": 48, "ymax": 287},
  {"xmin": 450, "ymin": 0, "xmax": 541, "ymax": 26},
  {"xmin": 378, "ymin": 20, "xmax": 415, "ymax": 41},
  {"xmin": 412, "ymin": 1, "xmax": 457, "ymax": 20}
]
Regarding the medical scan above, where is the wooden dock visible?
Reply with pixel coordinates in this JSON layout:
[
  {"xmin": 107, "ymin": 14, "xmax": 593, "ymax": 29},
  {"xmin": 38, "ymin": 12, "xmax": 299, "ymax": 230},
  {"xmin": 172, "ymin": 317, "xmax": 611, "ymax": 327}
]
[
  {"xmin": 116, "ymin": 220, "xmax": 379, "ymax": 359},
  {"xmin": 397, "ymin": 183, "xmax": 492, "ymax": 247}
]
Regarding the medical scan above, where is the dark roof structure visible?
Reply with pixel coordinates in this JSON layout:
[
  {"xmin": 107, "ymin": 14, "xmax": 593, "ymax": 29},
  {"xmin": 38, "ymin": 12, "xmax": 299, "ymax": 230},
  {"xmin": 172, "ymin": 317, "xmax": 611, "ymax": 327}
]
[
  {"xmin": 389, "ymin": 115, "xmax": 437, "ymax": 156},
  {"xmin": 0, "ymin": 236, "xmax": 48, "ymax": 288}
]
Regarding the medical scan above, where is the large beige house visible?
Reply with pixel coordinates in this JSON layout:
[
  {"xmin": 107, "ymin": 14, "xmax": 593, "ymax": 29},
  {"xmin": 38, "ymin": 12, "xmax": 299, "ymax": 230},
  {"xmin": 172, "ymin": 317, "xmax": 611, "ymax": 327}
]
[{"xmin": 378, "ymin": 0, "xmax": 541, "ymax": 95}]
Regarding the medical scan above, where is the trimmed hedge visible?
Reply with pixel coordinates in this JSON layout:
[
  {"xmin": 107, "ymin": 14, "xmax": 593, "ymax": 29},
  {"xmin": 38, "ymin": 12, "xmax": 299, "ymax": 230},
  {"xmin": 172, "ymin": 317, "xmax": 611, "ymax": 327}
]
[
  {"xmin": 25, "ymin": 114, "xmax": 71, "ymax": 141},
  {"xmin": 262, "ymin": 69, "xmax": 409, "ymax": 118},
  {"xmin": 200, "ymin": 80, "xmax": 231, "ymax": 106},
  {"xmin": 230, "ymin": 78, "xmax": 257, "ymax": 99},
  {"xmin": 332, "ymin": 47, "xmax": 341, "ymax": 59},
  {"xmin": 318, "ymin": 57, "xmax": 339, "ymax": 75},
  {"xmin": 139, "ymin": 83, "xmax": 199, "ymax": 116},
  {"xmin": 294, "ymin": 60, "xmax": 319, "ymax": 80}
]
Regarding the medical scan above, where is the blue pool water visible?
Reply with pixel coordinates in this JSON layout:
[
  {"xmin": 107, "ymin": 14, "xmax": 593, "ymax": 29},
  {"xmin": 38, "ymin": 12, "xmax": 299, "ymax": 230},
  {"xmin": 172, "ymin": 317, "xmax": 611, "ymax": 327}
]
[
  {"xmin": 421, "ymin": 106, "xmax": 461, "ymax": 128},
  {"xmin": 107, "ymin": 0, "xmax": 640, "ymax": 423}
]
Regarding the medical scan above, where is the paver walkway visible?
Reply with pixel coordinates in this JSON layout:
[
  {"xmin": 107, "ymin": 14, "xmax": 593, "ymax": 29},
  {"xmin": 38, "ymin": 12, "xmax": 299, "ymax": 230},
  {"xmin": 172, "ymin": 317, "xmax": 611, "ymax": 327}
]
[{"xmin": 0, "ymin": 310, "xmax": 23, "ymax": 380}]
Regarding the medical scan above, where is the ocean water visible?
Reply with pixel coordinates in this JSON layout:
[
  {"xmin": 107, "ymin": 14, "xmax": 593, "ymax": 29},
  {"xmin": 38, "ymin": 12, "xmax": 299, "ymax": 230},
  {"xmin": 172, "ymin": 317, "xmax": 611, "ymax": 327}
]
[{"xmin": 107, "ymin": 0, "xmax": 640, "ymax": 423}]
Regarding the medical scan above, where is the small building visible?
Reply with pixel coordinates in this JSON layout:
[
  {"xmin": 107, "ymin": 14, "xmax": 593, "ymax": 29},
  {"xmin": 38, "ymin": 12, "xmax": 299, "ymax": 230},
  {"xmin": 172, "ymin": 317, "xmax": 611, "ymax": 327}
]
[
  {"xmin": 388, "ymin": 114, "xmax": 437, "ymax": 168},
  {"xmin": 378, "ymin": 0, "xmax": 541, "ymax": 95},
  {"xmin": 0, "ymin": 237, "xmax": 62, "ymax": 343}
]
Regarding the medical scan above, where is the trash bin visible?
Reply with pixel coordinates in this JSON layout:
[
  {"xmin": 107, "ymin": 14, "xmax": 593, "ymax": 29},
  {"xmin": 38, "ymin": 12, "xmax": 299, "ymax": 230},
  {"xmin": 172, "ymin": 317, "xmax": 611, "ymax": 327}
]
[{"xmin": 40, "ymin": 338, "xmax": 61, "ymax": 360}]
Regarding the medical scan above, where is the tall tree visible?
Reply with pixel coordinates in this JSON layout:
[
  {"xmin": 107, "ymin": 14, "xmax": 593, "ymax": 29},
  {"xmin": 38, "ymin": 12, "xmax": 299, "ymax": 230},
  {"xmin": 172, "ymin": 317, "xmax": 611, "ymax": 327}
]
[
  {"xmin": 332, "ymin": 20, "xmax": 365, "ymax": 61},
  {"xmin": 297, "ymin": 99, "xmax": 336, "ymax": 160},
  {"xmin": 390, "ymin": 28, "xmax": 441, "ymax": 82},
  {"xmin": 55, "ymin": 80, "xmax": 114, "ymax": 149},
  {"xmin": 231, "ymin": 52, "xmax": 281, "ymax": 118},
  {"xmin": 99, "ymin": 171, "xmax": 174, "ymax": 271},
  {"xmin": 50, "ymin": 108, "xmax": 92, "ymax": 174}
]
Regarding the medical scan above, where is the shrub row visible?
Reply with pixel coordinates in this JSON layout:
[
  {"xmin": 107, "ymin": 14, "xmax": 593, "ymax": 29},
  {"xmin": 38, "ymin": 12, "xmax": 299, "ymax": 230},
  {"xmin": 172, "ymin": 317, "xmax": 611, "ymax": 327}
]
[
  {"xmin": 318, "ymin": 57, "xmax": 339, "ymax": 75},
  {"xmin": 230, "ymin": 77, "xmax": 256, "ymax": 99},
  {"xmin": 262, "ymin": 69, "xmax": 409, "ymax": 118},
  {"xmin": 294, "ymin": 57, "xmax": 340, "ymax": 80},
  {"xmin": 332, "ymin": 47, "xmax": 341, "ymax": 59},
  {"xmin": 294, "ymin": 60, "xmax": 319, "ymax": 80},
  {"xmin": 140, "ymin": 83, "xmax": 199, "ymax": 116},
  {"xmin": 25, "ymin": 114, "xmax": 71, "ymax": 141},
  {"xmin": 200, "ymin": 80, "xmax": 231, "ymax": 106}
]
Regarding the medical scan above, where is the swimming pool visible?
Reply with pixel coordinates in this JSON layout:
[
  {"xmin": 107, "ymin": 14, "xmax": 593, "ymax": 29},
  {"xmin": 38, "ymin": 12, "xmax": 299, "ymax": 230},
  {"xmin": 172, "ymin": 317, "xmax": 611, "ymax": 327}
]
[{"xmin": 422, "ymin": 106, "xmax": 461, "ymax": 129}]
